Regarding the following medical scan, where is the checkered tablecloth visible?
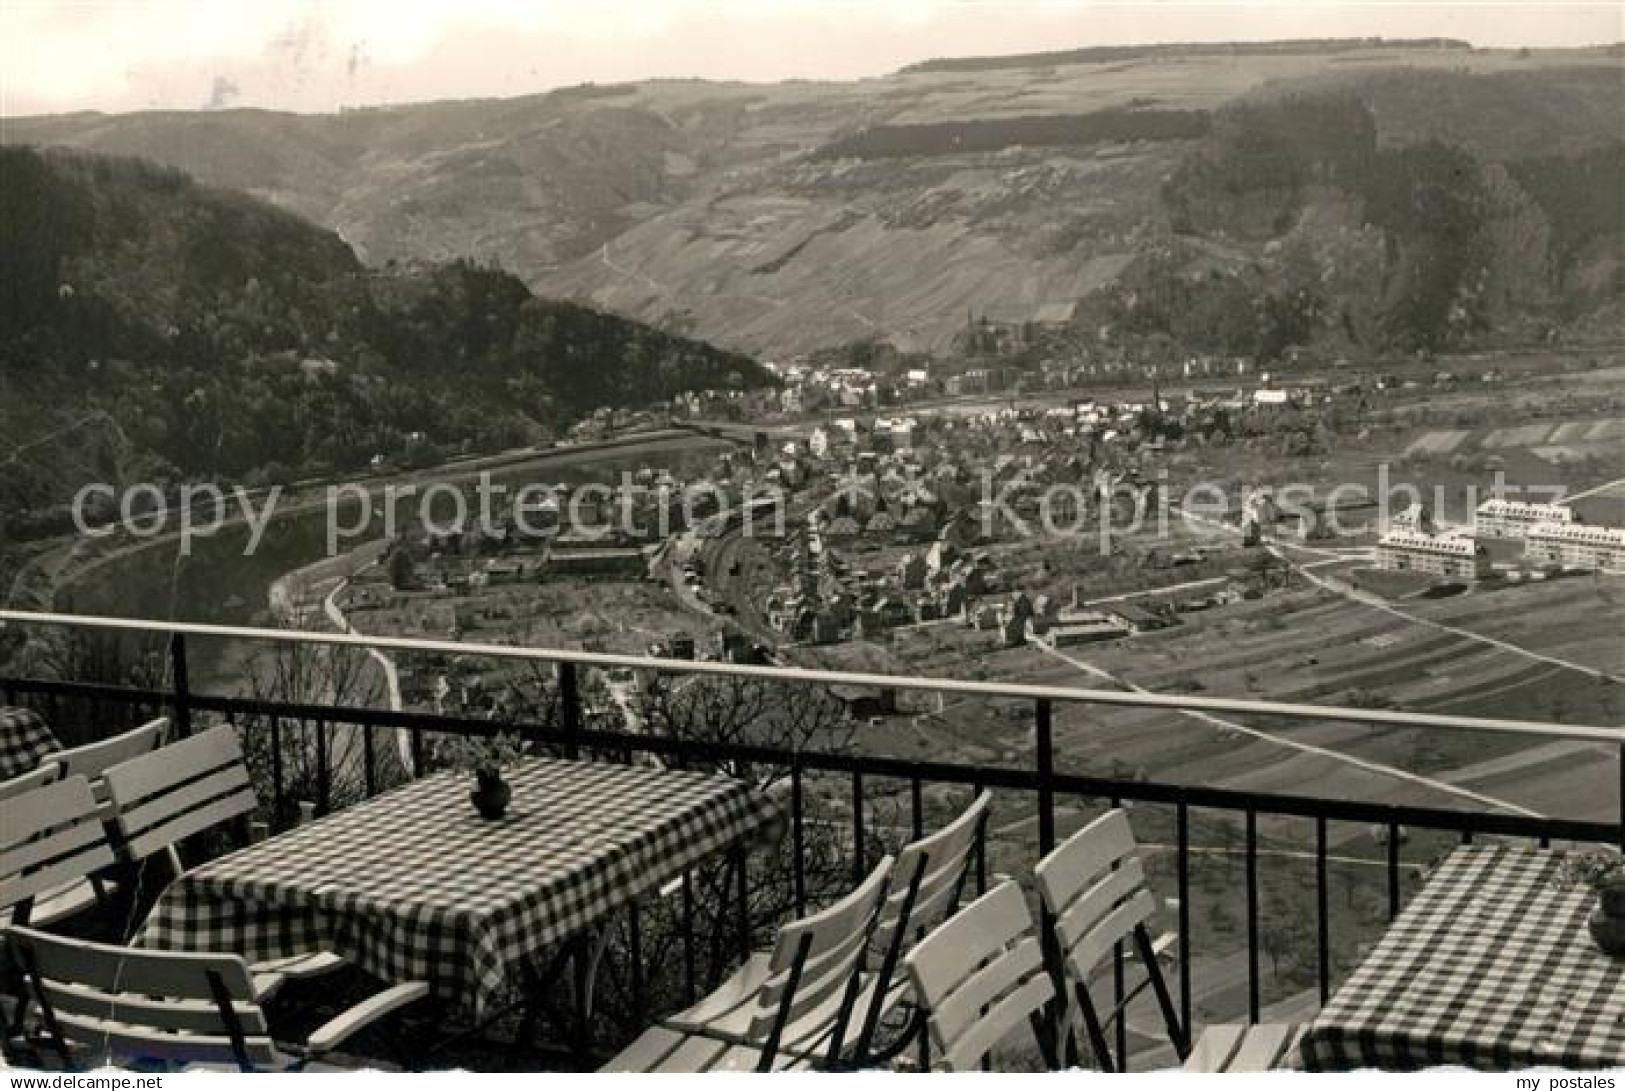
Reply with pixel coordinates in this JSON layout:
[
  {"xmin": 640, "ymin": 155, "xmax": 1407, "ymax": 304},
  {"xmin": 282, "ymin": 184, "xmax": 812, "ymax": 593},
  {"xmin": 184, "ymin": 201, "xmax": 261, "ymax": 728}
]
[
  {"xmin": 0, "ymin": 706, "xmax": 61, "ymax": 782},
  {"xmin": 135, "ymin": 757, "xmax": 783, "ymax": 1017},
  {"xmin": 1299, "ymin": 845, "xmax": 1625, "ymax": 1071}
]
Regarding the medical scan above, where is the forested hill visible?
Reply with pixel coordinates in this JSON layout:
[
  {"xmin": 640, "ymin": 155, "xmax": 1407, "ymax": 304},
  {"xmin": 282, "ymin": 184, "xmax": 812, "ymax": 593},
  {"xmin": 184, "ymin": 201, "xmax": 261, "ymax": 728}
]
[
  {"xmin": 8, "ymin": 44, "xmax": 1618, "ymax": 359},
  {"xmin": 0, "ymin": 146, "xmax": 769, "ymax": 530}
]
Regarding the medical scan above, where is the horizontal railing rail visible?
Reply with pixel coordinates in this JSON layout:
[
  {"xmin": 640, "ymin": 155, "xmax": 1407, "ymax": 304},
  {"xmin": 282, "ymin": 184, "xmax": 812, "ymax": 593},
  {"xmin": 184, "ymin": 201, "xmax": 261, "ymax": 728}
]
[
  {"xmin": 3, "ymin": 671, "xmax": 1615, "ymax": 847},
  {"xmin": 3, "ymin": 610, "xmax": 1618, "ymax": 740},
  {"xmin": 2, "ymin": 607, "xmax": 1622, "ymax": 1068}
]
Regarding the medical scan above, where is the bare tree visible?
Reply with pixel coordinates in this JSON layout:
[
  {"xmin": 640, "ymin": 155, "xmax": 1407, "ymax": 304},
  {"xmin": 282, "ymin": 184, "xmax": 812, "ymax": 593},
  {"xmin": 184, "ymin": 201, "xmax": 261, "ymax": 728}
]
[
  {"xmin": 1, "ymin": 626, "xmax": 165, "ymax": 745},
  {"xmin": 239, "ymin": 633, "xmax": 406, "ymax": 824}
]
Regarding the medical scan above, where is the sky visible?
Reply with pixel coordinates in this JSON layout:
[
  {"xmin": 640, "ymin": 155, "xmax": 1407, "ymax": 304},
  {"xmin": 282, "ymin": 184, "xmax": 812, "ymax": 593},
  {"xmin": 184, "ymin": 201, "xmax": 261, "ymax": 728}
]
[{"xmin": 3, "ymin": 1, "xmax": 1620, "ymax": 117}]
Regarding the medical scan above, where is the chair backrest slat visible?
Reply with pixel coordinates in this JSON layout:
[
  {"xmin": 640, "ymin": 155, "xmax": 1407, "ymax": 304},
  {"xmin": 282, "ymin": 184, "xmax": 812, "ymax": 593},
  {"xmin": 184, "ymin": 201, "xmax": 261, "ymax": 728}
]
[
  {"xmin": 0, "ymin": 819, "xmax": 106, "ymax": 886},
  {"xmin": 52, "ymin": 718, "xmax": 168, "ymax": 784},
  {"xmin": 0, "ymin": 774, "xmax": 98, "ymax": 845},
  {"xmin": 1052, "ymin": 858, "xmax": 1153, "ymax": 953},
  {"xmin": 875, "ymin": 791, "xmax": 990, "ymax": 950},
  {"xmin": 943, "ymin": 970, "xmax": 1054, "ymax": 1072},
  {"xmin": 747, "ymin": 855, "xmax": 893, "ymax": 1045},
  {"xmin": 102, "ymin": 724, "xmax": 257, "ymax": 863},
  {"xmin": 38, "ymin": 1020, "xmax": 273, "ymax": 1069},
  {"xmin": 5, "ymin": 925, "xmax": 277, "ymax": 1070},
  {"xmin": 0, "ymin": 761, "xmax": 62, "ymax": 803},
  {"xmin": 0, "ymin": 776, "xmax": 115, "ymax": 912},
  {"xmin": 1036, "ymin": 809, "xmax": 1160, "ymax": 980},
  {"xmin": 41, "ymin": 979, "xmax": 269, "ymax": 1036},
  {"xmin": 118, "ymin": 763, "xmax": 253, "ymax": 844},
  {"xmin": 1034, "ymin": 808, "xmax": 1137, "ymax": 910},
  {"xmin": 905, "ymin": 881, "xmax": 1054, "ymax": 1071},
  {"xmin": 765, "ymin": 926, "xmax": 872, "ymax": 1028},
  {"xmin": 932, "ymin": 933, "xmax": 1045, "ymax": 1046},
  {"xmin": 1061, "ymin": 887, "xmax": 1159, "ymax": 982}
]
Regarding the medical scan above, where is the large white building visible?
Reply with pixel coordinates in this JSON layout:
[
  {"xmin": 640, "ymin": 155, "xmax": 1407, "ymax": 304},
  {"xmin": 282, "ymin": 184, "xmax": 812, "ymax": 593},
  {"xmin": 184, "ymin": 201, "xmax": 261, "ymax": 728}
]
[
  {"xmin": 1474, "ymin": 499, "xmax": 1574, "ymax": 540},
  {"xmin": 1375, "ymin": 530, "xmax": 1490, "ymax": 581},
  {"xmin": 1524, "ymin": 522, "xmax": 1625, "ymax": 572}
]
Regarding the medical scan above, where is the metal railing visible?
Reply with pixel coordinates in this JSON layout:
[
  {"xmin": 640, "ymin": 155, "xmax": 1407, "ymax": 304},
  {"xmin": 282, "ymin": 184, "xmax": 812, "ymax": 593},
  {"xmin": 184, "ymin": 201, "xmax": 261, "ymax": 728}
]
[{"xmin": 2, "ymin": 608, "xmax": 1621, "ymax": 1066}]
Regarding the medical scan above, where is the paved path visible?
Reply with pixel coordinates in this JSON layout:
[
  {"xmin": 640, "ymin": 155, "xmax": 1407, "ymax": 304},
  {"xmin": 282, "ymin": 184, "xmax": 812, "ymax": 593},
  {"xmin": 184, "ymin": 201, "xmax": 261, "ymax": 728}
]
[
  {"xmin": 321, "ymin": 561, "xmax": 414, "ymax": 775},
  {"xmin": 1564, "ymin": 475, "xmax": 1625, "ymax": 502},
  {"xmin": 1178, "ymin": 504, "xmax": 1619, "ymax": 682},
  {"xmin": 1081, "ymin": 577, "xmax": 1227, "ymax": 607},
  {"xmin": 1157, "ymin": 503, "xmax": 1623, "ymax": 817},
  {"xmin": 1030, "ymin": 641, "xmax": 1543, "ymax": 817},
  {"xmin": 1287, "ymin": 558, "xmax": 1618, "ymax": 683}
]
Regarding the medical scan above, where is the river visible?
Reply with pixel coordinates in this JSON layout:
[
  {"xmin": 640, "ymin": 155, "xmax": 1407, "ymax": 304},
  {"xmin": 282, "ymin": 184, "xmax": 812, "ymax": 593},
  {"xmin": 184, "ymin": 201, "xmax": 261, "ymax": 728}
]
[{"xmin": 52, "ymin": 434, "xmax": 733, "ymax": 694}]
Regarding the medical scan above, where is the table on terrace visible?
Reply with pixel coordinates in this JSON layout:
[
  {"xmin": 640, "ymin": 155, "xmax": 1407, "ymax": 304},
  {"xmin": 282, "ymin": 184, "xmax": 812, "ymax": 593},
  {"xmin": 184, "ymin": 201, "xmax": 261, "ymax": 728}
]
[
  {"xmin": 1299, "ymin": 844, "xmax": 1625, "ymax": 1070},
  {"xmin": 0, "ymin": 706, "xmax": 61, "ymax": 781},
  {"xmin": 135, "ymin": 756, "xmax": 784, "ymax": 1025}
]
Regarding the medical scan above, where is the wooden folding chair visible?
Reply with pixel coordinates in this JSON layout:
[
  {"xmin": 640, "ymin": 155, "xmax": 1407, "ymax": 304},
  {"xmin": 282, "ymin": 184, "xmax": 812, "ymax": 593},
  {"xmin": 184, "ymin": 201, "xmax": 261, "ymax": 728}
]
[
  {"xmin": 100, "ymin": 723, "xmax": 256, "ymax": 881},
  {"xmin": 1035, "ymin": 809, "xmax": 1302, "ymax": 1072},
  {"xmin": 601, "ymin": 855, "xmax": 894, "ymax": 1072},
  {"xmin": 842, "ymin": 789, "xmax": 991, "ymax": 1066},
  {"xmin": 0, "ymin": 774, "xmax": 119, "ymax": 1053},
  {"xmin": 0, "ymin": 762, "xmax": 62, "ymax": 803},
  {"xmin": 51, "ymin": 718, "xmax": 168, "ymax": 807},
  {"xmin": 902, "ymin": 880, "xmax": 1058, "ymax": 1071},
  {"xmin": 0, "ymin": 775, "xmax": 116, "ymax": 932},
  {"xmin": 36, "ymin": 719, "xmax": 170, "ymax": 910},
  {"xmin": 3, "ymin": 925, "xmax": 427, "ymax": 1072},
  {"xmin": 100, "ymin": 724, "xmax": 342, "ymax": 995}
]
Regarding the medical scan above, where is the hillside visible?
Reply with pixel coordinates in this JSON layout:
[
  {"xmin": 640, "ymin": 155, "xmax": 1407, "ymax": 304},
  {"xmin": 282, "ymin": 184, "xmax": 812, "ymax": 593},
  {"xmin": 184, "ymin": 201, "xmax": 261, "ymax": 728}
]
[
  {"xmin": 4, "ymin": 42, "xmax": 1622, "ymax": 361},
  {"xmin": 0, "ymin": 146, "xmax": 767, "ymax": 535}
]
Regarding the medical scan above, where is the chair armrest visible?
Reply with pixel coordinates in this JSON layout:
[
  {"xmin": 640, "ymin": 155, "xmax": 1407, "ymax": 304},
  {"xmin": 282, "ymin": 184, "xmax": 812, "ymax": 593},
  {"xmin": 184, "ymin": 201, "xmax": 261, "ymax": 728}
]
[{"xmin": 304, "ymin": 980, "xmax": 430, "ymax": 1055}]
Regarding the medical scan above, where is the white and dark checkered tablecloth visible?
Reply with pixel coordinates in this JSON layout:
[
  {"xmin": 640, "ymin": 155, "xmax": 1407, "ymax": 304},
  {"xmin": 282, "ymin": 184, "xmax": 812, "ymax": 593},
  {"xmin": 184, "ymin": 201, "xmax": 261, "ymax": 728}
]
[
  {"xmin": 135, "ymin": 757, "xmax": 783, "ymax": 1017},
  {"xmin": 0, "ymin": 706, "xmax": 61, "ymax": 782},
  {"xmin": 1299, "ymin": 845, "xmax": 1625, "ymax": 1071}
]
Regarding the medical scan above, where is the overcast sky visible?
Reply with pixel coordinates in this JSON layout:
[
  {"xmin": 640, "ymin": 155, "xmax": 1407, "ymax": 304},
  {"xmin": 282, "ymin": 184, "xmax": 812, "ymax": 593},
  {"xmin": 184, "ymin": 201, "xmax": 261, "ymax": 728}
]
[{"xmin": 3, "ymin": 1, "xmax": 1619, "ymax": 117}]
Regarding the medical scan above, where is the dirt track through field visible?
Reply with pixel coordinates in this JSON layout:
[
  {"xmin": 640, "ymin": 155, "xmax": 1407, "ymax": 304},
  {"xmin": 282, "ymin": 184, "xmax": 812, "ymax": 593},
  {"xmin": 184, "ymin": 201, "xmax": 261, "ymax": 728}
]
[{"xmin": 1030, "ymin": 641, "xmax": 1543, "ymax": 817}]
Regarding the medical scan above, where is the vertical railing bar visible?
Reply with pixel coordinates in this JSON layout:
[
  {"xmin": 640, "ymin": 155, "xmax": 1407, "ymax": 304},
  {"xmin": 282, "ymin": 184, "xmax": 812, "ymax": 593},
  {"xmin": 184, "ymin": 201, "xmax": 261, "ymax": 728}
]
[
  {"xmin": 792, "ymin": 763, "xmax": 807, "ymax": 916},
  {"xmin": 1386, "ymin": 819, "xmax": 1401, "ymax": 921},
  {"xmin": 1033, "ymin": 700, "xmax": 1059, "ymax": 1062},
  {"xmin": 681, "ymin": 871, "xmax": 697, "ymax": 1006},
  {"xmin": 270, "ymin": 716, "xmax": 285, "ymax": 825},
  {"xmin": 852, "ymin": 771, "xmax": 866, "ymax": 883},
  {"xmin": 1035, "ymin": 700, "xmax": 1055, "ymax": 855},
  {"xmin": 224, "ymin": 711, "xmax": 240, "ymax": 832},
  {"xmin": 1245, "ymin": 808, "xmax": 1260, "ymax": 1025},
  {"xmin": 1110, "ymin": 795, "xmax": 1125, "ymax": 1070},
  {"xmin": 1618, "ymin": 741, "xmax": 1624, "ymax": 852},
  {"xmin": 735, "ymin": 849, "xmax": 751, "ymax": 963},
  {"xmin": 169, "ymin": 634, "xmax": 192, "ymax": 738},
  {"xmin": 558, "ymin": 663, "xmax": 581, "ymax": 760},
  {"xmin": 362, "ymin": 723, "xmax": 377, "ymax": 798},
  {"xmin": 972, "ymin": 779, "xmax": 987, "ymax": 896},
  {"xmin": 1316, "ymin": 815, "xmax": 1330, "ymax": 1005},
  {"xmin": 628, "ymin": 903, "xmax": 646, "ymax": 1027},
  {"xmin": 315, "ymin": 719, "xmax": 332, "ymax": 815},
  {"xmin": 1176, "ymin": 801, "xmax": 1192, "ymax": 1037},
  {"xmin": 410, "ymin": 727, "xmax": 426, "ymax": 779}
]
